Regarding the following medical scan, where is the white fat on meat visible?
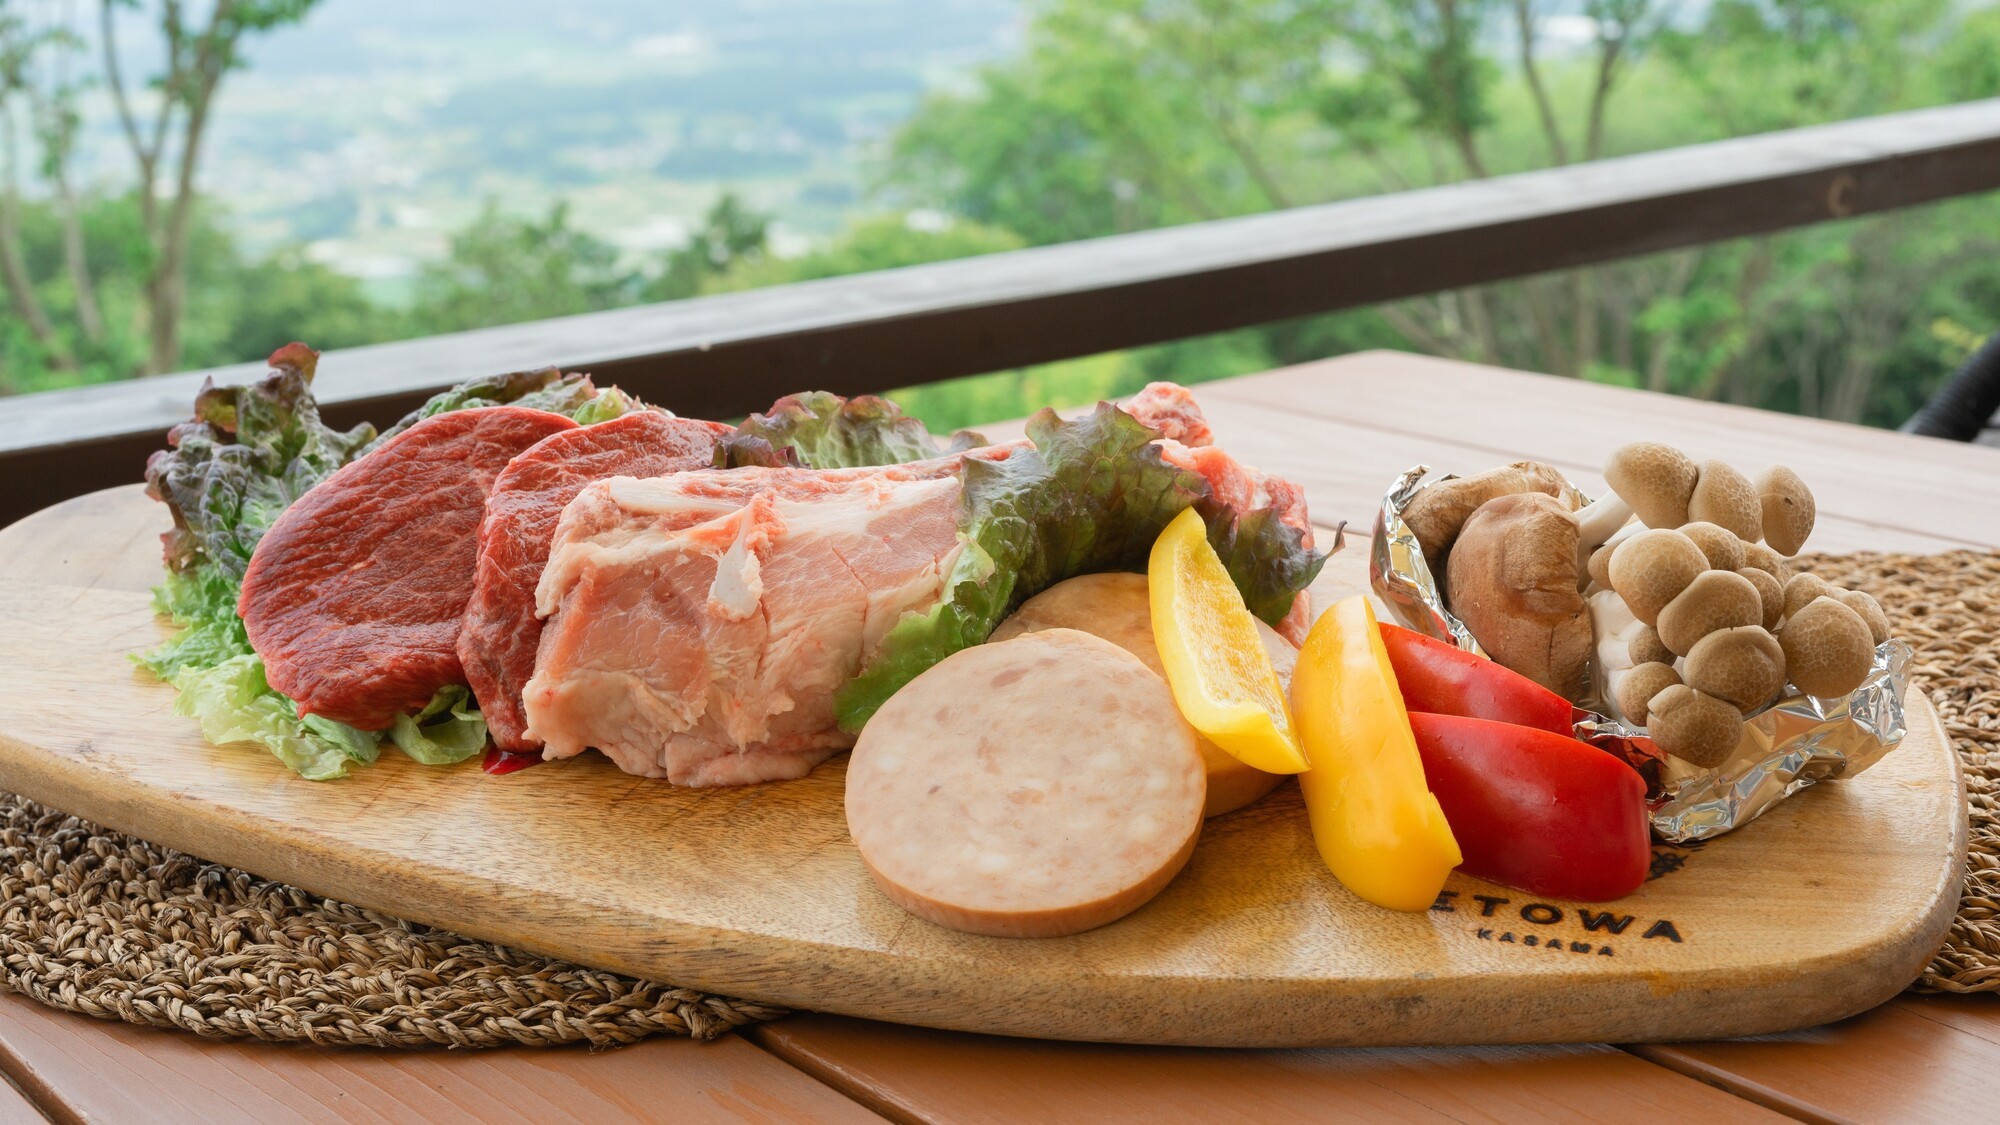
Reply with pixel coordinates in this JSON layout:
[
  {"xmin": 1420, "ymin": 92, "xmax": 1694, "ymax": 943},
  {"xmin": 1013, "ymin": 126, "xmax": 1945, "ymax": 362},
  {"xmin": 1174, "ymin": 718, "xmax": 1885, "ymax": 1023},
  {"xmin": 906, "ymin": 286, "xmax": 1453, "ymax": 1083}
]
[{"xmin": 522, "ymin": 467, "xmax": 966, "ymax": 786}]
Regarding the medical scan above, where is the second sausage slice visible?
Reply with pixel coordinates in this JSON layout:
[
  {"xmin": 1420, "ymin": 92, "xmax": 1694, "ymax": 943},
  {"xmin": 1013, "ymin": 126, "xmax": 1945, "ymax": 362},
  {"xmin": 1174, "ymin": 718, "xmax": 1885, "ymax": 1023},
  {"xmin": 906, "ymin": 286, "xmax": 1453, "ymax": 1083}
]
[
  {"xmin": 844, "ymin": 628, "xmax": 1206, "ymax": 938},
  {"xmin": 990, "ymin": 571, "xmax": 1296, "ymax": 817}
]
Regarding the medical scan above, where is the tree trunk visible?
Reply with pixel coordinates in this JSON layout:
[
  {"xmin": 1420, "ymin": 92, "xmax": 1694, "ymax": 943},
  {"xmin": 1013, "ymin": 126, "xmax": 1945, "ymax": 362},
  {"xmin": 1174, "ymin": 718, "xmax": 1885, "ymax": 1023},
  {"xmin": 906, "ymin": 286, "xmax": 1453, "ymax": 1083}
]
[
  {"xmin": 1460, "ymin": 288, "xmax": 1499, "ymax": 363},
  {"xmin": 1520, "ymin": 278, "xmax": 1573, "ymax": 375},
  {"xmin": 1379, "ymin": 300, "xmax": 1459, "ymax": 357},
  {"xmin": 100, "ymin": 0, "xmax": 161, "ymax": 237},
  {"xmin": 1512, "ymin": 0, "xmax": 1571, "ymax": 166},
  {"xmin": 54, "ymin": 175, "xmax": 105, "ymax": 345},
  {"xmin": 1643, "ymin": 251, "xmax": 1700, "ymax": 392},
  {"xmin": 1698, "ymin": 240, "xmax": 1776, "ymax": 403},
  {"xmin": 0, "ymin": 209, "xmax": 62, "ymax": 359},
  {"xmin": 146, "ymin": 30, "xmax": 227, "ymax": 376},
  {"xmin": 1602, "ymin": 267, "xmax": 1635, "ymax": 375},
  {"xmin": 1572, "ymin": 268, "xmax": 1599, "ymax": 374},
  {"xmin": 0, "ymin": 115, "xmax": 70, "ymax": 369},
  {"xmin": 1212, "ymin": 111, "xmax": 1292, "ymax": 210}
]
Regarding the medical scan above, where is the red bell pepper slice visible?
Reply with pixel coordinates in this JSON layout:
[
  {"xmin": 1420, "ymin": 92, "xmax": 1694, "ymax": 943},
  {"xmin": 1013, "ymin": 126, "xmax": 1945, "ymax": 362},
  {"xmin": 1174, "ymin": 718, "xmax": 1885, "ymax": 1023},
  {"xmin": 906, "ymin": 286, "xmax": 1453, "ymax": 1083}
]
[
  {"xmin": 1409, "ymin": 712, "xmax": 1650, "ymax": 902},
  {"xmin": 1380, "ymin": 623, "xmax": 1574, "ymax": 736}
]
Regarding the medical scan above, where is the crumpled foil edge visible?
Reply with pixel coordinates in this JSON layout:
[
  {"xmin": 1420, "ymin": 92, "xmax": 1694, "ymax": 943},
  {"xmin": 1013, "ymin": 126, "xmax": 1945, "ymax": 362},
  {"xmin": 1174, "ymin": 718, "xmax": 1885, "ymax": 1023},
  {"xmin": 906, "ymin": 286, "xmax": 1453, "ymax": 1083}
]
[{"xmin": 1371, "ymin": 465, "xmax": 1909, "ymax": 843}]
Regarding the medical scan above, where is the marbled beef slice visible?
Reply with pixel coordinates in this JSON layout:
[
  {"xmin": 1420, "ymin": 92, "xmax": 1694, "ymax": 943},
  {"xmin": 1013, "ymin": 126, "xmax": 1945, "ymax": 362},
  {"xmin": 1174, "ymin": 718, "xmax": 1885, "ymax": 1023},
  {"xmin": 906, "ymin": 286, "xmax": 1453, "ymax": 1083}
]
[{"xmin": 238, "ymin": 406, "xmax": 578, "ymax": 730}]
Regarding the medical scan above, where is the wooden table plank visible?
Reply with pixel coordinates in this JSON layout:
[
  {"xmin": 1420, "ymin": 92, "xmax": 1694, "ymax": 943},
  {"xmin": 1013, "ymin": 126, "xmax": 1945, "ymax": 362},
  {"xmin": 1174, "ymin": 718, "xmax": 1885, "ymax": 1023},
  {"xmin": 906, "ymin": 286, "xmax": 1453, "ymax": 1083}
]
[
  {"xmin": 0, "ymin": 1074, "xmax": 44, "ymax": 1125},
  {"xmin": 1630, "ymin": 994, "xmax": 2000, "ymax": 1125},
  {"xmin": 748, "ymin": 1015, "xmax": 1789, "ymax": 1125},
  {"xmin": 1208, "ymin": 352, "xmax": 2000, "ymax": 548},
  {"xmin": 1889, "ymin": 992, "xmax": 2000, "ymax": 1043},
  {"xmin": 1184, "ymin": 394, "xmax": 1969, "ymax": 554},
  {"xmin": 0, "ymin": 993, "xmax": 879, "ymax": 1125},
  {"xmin": 987, "ymin": 392, "xmax": 1967, "ymax": 554}
]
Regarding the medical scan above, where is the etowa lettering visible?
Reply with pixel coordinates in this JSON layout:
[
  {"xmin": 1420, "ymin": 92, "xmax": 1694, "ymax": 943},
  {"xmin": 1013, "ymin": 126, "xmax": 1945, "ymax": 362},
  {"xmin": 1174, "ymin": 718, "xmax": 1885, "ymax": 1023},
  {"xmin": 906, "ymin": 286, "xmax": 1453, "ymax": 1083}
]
[{"xmin": 1430, "ymin": 890, "xmax": 1685, "ymax": 956}]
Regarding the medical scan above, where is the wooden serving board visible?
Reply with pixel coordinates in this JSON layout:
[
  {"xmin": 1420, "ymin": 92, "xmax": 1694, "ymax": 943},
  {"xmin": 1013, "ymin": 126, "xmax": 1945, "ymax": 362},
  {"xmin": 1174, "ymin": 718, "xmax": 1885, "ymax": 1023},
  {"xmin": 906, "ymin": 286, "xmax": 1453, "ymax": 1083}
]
[{"xmin": 0, "ymin": 485, "xmax": 1965, "ymax": 1048}]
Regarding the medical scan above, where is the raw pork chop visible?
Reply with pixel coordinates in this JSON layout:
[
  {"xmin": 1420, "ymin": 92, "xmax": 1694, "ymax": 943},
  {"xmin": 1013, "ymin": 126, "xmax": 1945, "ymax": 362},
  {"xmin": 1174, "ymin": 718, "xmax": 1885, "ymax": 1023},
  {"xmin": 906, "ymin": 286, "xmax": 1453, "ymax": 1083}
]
[
  {"xmin": 459, "ymin": 411, "xmax": 732, "ymax": 751},
  {"xmin": 1125, "ymin": 381, "xmax": 1215, "ymax": 447},
  {"xmin": 522, "ymin": 466, "xmax": 966, "ymax": 786},
  {"xmin": 1128, "ymin": 382, "xmax": 1316, "ymax": 642},
  {"xmin": 240, "ymin": 406, "xmax": 578, "ymax": 729}
]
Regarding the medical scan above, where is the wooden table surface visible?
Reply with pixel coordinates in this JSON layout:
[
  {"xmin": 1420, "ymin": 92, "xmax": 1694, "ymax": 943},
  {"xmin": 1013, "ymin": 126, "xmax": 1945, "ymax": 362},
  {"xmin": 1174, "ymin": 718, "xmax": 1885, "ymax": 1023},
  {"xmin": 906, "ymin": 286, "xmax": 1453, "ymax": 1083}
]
[{"xmin": 0, "ymin": 350, "xmax": 1991, "ymax": 1124}]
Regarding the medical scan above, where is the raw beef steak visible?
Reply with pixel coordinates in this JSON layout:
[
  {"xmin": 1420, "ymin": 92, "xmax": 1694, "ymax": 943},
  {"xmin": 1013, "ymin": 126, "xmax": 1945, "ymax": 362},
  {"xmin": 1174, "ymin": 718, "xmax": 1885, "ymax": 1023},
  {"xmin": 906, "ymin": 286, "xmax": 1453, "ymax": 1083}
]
[
  {"xmin": 459, "ymin": 410, "xmax": 731, "ymax": 751},
  {"xmin": 239, "ymin": 406, "xmax": 578, "ymax": 729}
]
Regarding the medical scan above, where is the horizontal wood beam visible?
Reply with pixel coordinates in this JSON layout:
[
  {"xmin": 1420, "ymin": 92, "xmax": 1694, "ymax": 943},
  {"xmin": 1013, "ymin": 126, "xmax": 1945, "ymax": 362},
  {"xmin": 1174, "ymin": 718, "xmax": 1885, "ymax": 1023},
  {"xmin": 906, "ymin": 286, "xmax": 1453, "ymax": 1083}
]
[{"xmin": 5, "ymin": 98, "xmax": 2000, "ymax": 527}]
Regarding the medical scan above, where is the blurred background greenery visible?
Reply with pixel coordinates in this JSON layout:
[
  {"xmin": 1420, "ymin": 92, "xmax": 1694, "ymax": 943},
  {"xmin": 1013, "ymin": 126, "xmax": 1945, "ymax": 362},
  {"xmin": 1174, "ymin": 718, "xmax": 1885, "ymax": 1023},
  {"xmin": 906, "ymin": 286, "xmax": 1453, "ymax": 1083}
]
[{"xmin": 1, "ymin": 0, "xmax": 1996, "ymax": 432}]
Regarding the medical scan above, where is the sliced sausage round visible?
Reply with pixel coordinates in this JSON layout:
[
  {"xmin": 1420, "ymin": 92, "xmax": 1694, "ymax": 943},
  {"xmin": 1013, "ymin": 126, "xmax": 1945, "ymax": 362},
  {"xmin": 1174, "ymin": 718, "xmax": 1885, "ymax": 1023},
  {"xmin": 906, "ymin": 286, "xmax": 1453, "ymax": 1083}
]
[
  {"xmin": 990, "ymin": 571, "xmax": 1295, "ymax": 817},
  {"xmin": 844, "ymin": 628, "xmax": 1205, "ymax": 938}
]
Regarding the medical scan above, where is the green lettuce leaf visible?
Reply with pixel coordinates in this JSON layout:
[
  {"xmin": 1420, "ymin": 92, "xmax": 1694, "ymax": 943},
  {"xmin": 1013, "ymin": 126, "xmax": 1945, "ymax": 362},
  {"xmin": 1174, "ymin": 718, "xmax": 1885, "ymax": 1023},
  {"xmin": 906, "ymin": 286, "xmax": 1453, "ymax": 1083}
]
[
  {"xmin": 389, "ymin": 685, "xmax": 489, "ymax": 765},
  {"xmin": 370, "ymin": 368, "xmax": 643, "ymax": 451},
  {"xmin": 144, "ymin": 343, "xmax": 377, "ymax": 579},
  {"xmin": 169, "ymin": 655, "xmax": 381, "ymax": 781},
  {"xmin": 570, "ymin": 386, "xmax": 642, "ymax": 425},
  {"xmin": 1201, "ymin": 499, "xmax": 1334, "ymax": 627},
  {"xmin": 141, "ymin": 345, "xmax": 637, "ymax": 780},
  {"xmin": 832, "ymin": 402, "xmax": 1325, "ymax": 731},
  {"xmin": 720, "ymin": 391, "xmax": 984, "ymax": 469},
  {"xmin": 139, "ymin": 565, "xmax": 251, "ymax": 679}
]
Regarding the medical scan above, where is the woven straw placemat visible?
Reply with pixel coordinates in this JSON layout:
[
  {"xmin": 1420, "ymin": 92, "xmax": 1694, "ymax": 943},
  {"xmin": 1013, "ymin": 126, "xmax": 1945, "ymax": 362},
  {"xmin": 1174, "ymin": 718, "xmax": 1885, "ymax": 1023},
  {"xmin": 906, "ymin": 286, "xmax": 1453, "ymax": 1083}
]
[
  {"xmin": 0, "ymin": 550, "xmax": 1992, "ymax": 1046},
  {"xmin": 0, "ymin": 797, "xmax": 786, "ymax": 1046},
  {"xmin": 1801, "ymin": 551, "xmax": 1999, "ymax": 993}
]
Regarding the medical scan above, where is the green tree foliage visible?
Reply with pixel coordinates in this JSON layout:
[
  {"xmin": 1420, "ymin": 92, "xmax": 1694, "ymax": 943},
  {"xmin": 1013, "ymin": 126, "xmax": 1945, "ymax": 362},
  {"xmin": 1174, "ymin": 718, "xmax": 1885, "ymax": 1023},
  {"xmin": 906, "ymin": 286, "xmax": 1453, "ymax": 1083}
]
[
  {"xmin": 884, "ymin": 0, "xmax": 2000, "ymax": 428},
  {"xmin": 708, "ymin": 214, "xmax": 1023, "ymax": 292},
  {"xmin": 198, "ymin": 248, "xmax": 382, "ymax": 367},
  {"xmin": 649, "ymin": 193, "xmax": 771, "ymax": 301},
  {"xmin": 1, "ymin": 0, "xmax": 320, "ymax": 387},
  {"xmin": 0, "ymin": 192, "xmax": 386, "ymax": 395},
  {"xmin": 5, "ymin": 0, "xmax": 1998, "ymax": 437},
  {"xmin": 406, "ymin": 201, "xmax": 639, "ymax": 333},
  {"xmin": 97, "ymin": 0, "xmax": 322, "ymax": 374}
]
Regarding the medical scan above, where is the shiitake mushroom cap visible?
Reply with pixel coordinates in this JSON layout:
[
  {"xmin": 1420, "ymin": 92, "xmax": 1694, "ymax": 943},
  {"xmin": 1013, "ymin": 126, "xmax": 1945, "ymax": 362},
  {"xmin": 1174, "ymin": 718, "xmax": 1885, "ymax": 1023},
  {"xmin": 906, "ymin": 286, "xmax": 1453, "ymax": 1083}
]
[
  {"xmin": 1782, "ymin": 572, "xmax": 1839, "ymax": 621},
  {"xmin": 1737, "ymin": 566, "xmax": 1785, "ymax": 631},
  {"xmin": 1629, "ymin": 624, "xmax": 1675, "ymax": 667},
  {"xmin": 1679, "ymin": 521, "xmax": 1747, "ymax": 572},
  {"xmin": 1838, "ymin": 589, "xmax": 1892, "ymax": 646},
  {"xmin": 1602, "ymin": 442, "xmax": 1699, "ymax": 530},
  {"xmin": 1742, "ymin": 540, "xmax": 1792, "ymax": 584}
]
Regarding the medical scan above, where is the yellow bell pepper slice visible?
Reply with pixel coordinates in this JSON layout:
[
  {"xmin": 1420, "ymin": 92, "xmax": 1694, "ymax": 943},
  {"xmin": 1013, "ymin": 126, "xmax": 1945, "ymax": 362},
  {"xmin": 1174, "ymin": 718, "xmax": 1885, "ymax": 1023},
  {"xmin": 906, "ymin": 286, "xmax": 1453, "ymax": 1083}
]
[
  {"xmin": 1148, "ymin": 508, "xmax": 1309, "ymax": 775},
  {"xmin": 1290, "ymin": 595, "xmax": 1461, "ymax": 911}
]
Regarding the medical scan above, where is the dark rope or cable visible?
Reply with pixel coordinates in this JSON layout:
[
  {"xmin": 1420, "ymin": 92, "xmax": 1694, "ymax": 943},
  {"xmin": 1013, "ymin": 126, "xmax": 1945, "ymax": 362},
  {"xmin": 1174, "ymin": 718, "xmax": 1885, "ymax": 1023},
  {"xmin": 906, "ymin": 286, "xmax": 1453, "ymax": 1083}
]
[{"xmin": 1904, "ymin": 332, "xmax": 2000, "ymax": 441}]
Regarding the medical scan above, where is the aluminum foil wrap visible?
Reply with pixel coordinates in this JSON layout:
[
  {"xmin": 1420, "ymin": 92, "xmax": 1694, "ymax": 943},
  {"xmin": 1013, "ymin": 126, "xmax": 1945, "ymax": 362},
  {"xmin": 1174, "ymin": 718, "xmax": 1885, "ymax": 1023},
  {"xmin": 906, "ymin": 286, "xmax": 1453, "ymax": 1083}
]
[{"xmin": 1371, "ymin": 465, "xmax": 1909, "ymax": 843}]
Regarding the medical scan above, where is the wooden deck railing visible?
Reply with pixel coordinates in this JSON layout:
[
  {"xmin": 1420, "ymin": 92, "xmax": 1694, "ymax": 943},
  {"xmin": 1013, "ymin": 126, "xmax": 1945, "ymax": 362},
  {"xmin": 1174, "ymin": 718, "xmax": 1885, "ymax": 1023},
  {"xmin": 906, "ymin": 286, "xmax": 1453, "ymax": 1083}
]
[{"xmin": 4, "ymin": 98, "xmax": 2000, "ymax": 527}]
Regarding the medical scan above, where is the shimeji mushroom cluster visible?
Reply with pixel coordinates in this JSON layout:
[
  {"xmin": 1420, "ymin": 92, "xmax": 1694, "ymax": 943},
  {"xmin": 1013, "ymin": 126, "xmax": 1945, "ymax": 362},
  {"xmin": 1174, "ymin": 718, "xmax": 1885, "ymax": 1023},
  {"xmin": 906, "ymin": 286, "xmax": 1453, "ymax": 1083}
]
[{"xmin": 1403, "ymin": 444, "xmax": 1889, "ymax": 769}]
